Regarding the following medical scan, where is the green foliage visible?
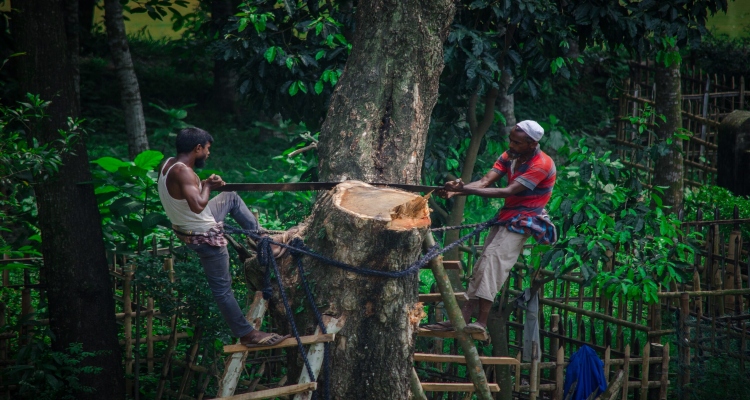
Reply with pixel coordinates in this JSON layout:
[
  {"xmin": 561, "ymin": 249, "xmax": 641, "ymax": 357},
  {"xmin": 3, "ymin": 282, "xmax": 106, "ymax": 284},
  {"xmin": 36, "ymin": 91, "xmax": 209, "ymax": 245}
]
[
  {"xmin": 0, "ymin": 93, "xmax": 83, "ymax": 269},
  {"xmin": 2, "ymin": 339, "xmax": 104, "ymax": 400},
  {"xmin": 91, "ymin": 150, "xmax": 170, "ymax": 251},
  {"xmin": 693, "ymin": 29, "xmax": 750, "ymax": 77},
  {"xmin": 216, "ymin": 0, "xmax": 351, "ymax": 124}
]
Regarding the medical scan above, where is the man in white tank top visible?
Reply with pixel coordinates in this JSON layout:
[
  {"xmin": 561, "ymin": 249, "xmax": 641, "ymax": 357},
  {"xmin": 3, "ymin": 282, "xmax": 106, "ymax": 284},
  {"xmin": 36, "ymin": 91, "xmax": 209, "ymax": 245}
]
[{"xmin": 158, "ymin": 127, "xmax": 289, "ymax": 347}]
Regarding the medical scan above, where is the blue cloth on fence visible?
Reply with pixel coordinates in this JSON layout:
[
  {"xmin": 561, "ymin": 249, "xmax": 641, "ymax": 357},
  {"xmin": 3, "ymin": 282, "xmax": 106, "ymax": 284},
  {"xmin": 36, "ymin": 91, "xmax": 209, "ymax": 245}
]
[
  {"xmin": 502, "ymin": 212, "xmax": 557, "ymax": 245},
  {"xmin": 563, "ymin": 345, "xmax": 607, "ymax": 400}
]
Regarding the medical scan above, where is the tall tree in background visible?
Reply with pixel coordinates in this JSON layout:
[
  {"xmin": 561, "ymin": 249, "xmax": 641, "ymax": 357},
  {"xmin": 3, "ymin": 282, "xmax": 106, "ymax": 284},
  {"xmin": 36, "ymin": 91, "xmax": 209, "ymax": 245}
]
[
  {"xmin": 211, "ymin": 0, "xmax": 240, "ymax": 116},
  {"xmin": 652, "ymin": 45, "xmax": 685, "ymax": 211},
  {"xmin": 14, "ymin": 0, "xmax": 125, "ymax": 398},
  {"xmin": 104, "ymin": 0, "xmax": 149, "ymax": 158}
]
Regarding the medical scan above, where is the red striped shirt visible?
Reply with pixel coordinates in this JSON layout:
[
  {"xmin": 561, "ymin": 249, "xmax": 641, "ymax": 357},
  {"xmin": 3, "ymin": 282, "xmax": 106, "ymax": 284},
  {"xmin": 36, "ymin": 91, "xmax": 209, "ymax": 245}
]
[{"xmin": 491, "ymin": 148, "xmax": 556, "ymax": 222}]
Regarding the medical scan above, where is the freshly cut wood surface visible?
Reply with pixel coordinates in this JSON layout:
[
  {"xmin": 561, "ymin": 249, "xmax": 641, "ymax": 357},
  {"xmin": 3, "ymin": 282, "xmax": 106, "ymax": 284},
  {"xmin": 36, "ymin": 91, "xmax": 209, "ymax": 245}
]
[
  {"xmin": 421, "ymin": 383, "xmax": 500, "ymax": 392},
  {"xmin": 221, "ymin": 382, "xmax": 317, "ymax": 399},
  {"xmin": 333, "ymin": 181, "xmax": 430, "ymax": 230},
  {"xmin": 223, "ymin": 334, "xmax": 335, "ymax": 354},
  {"xmin": 417, "ymin": 328, "xmax": 489, "ymax": 341},
  {"xmin": 413, "ymin": 353, "xmax": 519, "ymax": 365}
]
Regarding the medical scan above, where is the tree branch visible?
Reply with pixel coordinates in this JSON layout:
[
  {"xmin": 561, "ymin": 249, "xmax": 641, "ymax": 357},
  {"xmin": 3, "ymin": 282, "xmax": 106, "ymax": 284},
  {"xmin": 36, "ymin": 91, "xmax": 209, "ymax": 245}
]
[{"xmin": 467, "ymin": 92, "xmax": 479, "ymax": 133}]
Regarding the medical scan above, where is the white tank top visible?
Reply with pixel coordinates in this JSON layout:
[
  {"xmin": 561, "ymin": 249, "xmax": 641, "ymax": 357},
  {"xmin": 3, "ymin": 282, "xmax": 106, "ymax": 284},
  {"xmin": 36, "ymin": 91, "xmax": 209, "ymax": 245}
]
[{"xmin": 157, "ymin": 158, "xmax": 217, "ymax": 232}]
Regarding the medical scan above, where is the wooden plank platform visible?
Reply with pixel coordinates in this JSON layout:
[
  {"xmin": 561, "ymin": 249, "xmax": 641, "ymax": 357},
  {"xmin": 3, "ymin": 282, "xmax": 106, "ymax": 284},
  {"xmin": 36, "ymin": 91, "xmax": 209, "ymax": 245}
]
[
  {"xmin": 221, "ymin": 382, "xmax": 317, "ymax": 399},
  {"xmin": 421, "ymin": 260, "xmax": 461, "ymax": 270},
  {"xmin": 414, "ymin": 353, "xmax": 518, "ymax": 365},
  {"xmin": 223, "ymin": 334, "xmax": 335, "ymax": 354},
  {"xmin": 417, "ymin": 328, "xmax": 489, "ymax": 341},
  {"xmin": 421, "ymin": 383, "xmax": 500, "ymax": 392},
  {"xmin": 418, "ymin": 292, "xmax": 468, "ymax": 303}
]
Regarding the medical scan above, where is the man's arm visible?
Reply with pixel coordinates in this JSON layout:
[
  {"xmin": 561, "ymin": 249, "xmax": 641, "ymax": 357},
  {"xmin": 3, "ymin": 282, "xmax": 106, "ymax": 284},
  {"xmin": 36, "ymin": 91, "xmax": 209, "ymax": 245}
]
[
  {"xmin": 459, "ymin": 180, "xmax": 528, "ymax": 198},
  {"xmin": 172, "ymin": 166, "xmax": 224, "ymax": 213},
  {"xmin": 442, "ymin": 170, "xmax": 508, "ymax": 198}
]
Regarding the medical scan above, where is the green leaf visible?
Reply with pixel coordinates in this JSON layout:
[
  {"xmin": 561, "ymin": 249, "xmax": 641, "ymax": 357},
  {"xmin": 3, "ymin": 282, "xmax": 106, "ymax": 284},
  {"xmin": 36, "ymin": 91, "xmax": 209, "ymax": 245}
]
[
  {"xmin": 315, "ymin": 50, "xmax": 325, "ymax": 60},
  {"xmin": 110, "ymin": 197, "xmax": 144, "ymax": 218},
  {"xmin": 142, "ymin": 212, "xmax": 171, "ymax": 230},
  {"xmin": 92, "ymin": 157, "xmax": 131, "ymax": 172},
  {"xmin": 238, "ymin": 18, "xmax": 249, "ymax": 32},
  {"xmin": 314, "ymin": 80, "xmax": 324, "ymax": 95},
  {"xmin": 297, "ymin": 81, "xmax": 308, "ymax": 94},
  {"xmin": 286, "ymin": 57, "xmax": 294, "ymax": 70},
  {"xmin": 134, "ymin": 150, "xmax": 164, "ymax": 171},
  {"xmin": 264, "ymin": 46, "xmax": 277, "ymax": 63},
  {"xmin": 289, "ymin": 81, "xmax": 299, "ymax": 96}
]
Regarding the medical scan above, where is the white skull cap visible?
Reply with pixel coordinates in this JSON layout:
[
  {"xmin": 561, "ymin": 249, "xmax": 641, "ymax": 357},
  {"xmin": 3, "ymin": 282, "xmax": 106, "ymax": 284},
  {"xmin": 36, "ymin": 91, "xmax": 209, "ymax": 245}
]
[{"xmin": 516, "ymin": 120, "xmax": 544, "ymax": 142}]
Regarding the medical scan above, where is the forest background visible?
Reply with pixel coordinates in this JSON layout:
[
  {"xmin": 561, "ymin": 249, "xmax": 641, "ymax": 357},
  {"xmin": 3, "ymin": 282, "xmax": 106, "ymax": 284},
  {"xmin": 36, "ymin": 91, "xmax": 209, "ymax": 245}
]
[{"xmin": 2, "ymin": 0, "xmax": 750, "ymax": 399}]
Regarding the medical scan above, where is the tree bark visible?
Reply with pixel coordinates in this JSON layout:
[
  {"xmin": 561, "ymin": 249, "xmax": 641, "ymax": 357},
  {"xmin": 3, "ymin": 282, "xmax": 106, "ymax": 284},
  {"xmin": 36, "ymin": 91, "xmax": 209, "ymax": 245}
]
[
  {"xmin": 317, "ymin": 0, "xmax": 455, "ymax": 184},
  {"xmin": 498, "ymin": 71, "xmax": 516, "ymax": 137},
  {"xmin": 104, "ymin": 0, "xmax": 149, "ymax": 159},
  {"xmin": 211, "ymin": 0, "xmax": 241, "ymax": 117},
  {"xmin": 247, "ymin": 182, "xmax": 431, "ymax": 399},
  {"xmin": 652, "ymin": 56, "xmax": 684, "ymax": 212},
  {"xmin": 14, "ymin": 1, "xmax": 125, "ymax": 398},
  {"xmin": 442, "ymin": 88, "xmax": 498, "ymax": 289}
]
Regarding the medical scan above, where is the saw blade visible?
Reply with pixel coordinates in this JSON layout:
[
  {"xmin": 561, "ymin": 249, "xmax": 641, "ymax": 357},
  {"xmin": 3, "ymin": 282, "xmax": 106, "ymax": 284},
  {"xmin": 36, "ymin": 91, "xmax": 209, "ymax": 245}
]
[{"xmin": 216, "ymin": 182, "xmax": 441, "ymax": 193}]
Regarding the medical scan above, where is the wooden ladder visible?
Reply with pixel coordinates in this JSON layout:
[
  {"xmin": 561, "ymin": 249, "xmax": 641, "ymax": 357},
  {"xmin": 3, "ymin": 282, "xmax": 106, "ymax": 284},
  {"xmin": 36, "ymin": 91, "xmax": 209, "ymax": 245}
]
[
  {"xmin": 414, "ymin": 254, "xmax": 513, "ymax": 399},
  {"xmin": 217, "ymin": 292, "xmax": 342, "ymax": 400}
]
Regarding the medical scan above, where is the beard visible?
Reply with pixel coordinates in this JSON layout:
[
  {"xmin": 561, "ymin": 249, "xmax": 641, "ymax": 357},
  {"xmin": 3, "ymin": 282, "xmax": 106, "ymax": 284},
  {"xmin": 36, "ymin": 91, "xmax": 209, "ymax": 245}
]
[
  {"xmin": 506, "ymin": 149, "xmax": 522, "ymax": 160},
  {"xmin": 194, "ymin": 156, "xmax": 207, "ymax": 169}
]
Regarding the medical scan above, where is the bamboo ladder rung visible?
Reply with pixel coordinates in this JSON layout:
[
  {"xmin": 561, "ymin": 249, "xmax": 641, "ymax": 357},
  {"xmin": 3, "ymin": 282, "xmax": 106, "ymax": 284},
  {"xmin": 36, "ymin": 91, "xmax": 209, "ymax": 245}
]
[
  {"xmin": 416, "ymin": 328, "xmax": 489, "ymax": 341},
  {"xmin": 219, "ymin": 382, "xmax": 317, "ymax": 399},
  {"xmin": 421, "ymin": 383, "xmax": 500, "ymax": 392},
  {"xmin": 421, "ymin": 260, "xmax": 461, "ymax": 270},
  {"xmin": 222, "ymin": 334, "xmax": 335, "ymax": 354},
  {"xmin": 413, "ymin": 353, "xmax": 518, "ymax": 365},
  {"xmin": 418, "ymin": 292, "xmax": 468, "ymax": 303}
]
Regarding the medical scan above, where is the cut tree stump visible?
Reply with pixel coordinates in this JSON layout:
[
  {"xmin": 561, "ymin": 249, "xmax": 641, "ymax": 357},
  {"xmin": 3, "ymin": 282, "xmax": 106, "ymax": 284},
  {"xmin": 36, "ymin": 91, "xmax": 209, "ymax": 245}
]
[{"xmin": 299, "ymin": 181, "xmax": 431, "ymax": 400}]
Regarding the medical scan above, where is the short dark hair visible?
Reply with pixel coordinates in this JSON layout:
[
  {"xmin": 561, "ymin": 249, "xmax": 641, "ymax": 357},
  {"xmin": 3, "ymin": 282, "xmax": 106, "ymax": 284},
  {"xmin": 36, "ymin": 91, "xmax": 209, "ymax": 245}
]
[{"xmin": 175, "ymin": 127, "xmax": 213, "ymax": 154}]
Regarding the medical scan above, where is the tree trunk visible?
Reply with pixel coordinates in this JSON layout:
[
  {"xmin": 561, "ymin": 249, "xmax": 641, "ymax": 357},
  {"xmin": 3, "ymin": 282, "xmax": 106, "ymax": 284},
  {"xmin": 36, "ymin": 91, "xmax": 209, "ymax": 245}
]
[
  {"xmin": 498, "ymin": 71, "xmax": 516, "ymax": 137},
  {"xmin": 14, "ymin": 1, "xmax": 125, "ymax": 399},
  {"xmin": 488, "ymin": 299, "xmax": 513, "ymax": 400},
  {"xmin": 652, "ymin": 57, "xmax": 684, "ymax": 212},
  {"xmin": 78, "ymin": 0, "xmax": 96, "ymax": 44},
  {"xmin": 442, "ymin": 88, "xmax": 498, "ymax": 289},
  {"xmin": 211, "ymin": 0, "xmax": 240, "ymax": 117},
  {"xmin": 317, "ymin": 0, "xmax": 455, "ymax": 184},
  {"xmin": 305, "ymin": 181, "xmax": 430, "ymax": 399},
  {"xmin": 104, "ymin": 0, "xmax": 149, "ymax": 159}
]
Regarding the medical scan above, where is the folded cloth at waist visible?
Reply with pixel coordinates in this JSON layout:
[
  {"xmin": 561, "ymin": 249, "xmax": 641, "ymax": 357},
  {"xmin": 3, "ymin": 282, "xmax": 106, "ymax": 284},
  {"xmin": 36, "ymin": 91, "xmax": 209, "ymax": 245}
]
[
  {"xmin": 500, "ymin": 212, "xmax": 557, "ymax": 245},
  {"xmin": 173, "ymin": 222, "xmax": 227, "ymax": 247}
]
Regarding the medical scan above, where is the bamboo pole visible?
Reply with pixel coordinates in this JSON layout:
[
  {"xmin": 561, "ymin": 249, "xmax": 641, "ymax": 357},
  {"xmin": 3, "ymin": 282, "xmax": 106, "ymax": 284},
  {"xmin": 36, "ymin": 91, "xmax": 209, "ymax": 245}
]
[
  {"xmin": 640, "ymin": 343, "xmax": 651, "ymax": 400},
  {"xmin": 123, "ymin": 269, "xmax": 133, "ymax": 398},
  {"xmin": 679, "ymin": 293, "xmax": 690, "ymax": 390},
  {"xmin": 659, "ymin": 343, "xmax": 670, "ymax": 400},
  {"xmin": 550, "ymin": 314, "xmax": 559, "ymax": 356},
  {"xmin": 507, "ymin": 289, "xmax": 649, "ymax": 332},
  {"xmin": 147, "ymin": 297, "xmax": 155, "ymax": 374},
  {"xmin": 156, "ymin": 313, "xmax": 179, "ymax": 400},
  {"xmin": 218, "ymin": 292, "xmax": 268, "ymax": 397},
  {"xmin": 555, "ymin": 346, "xmax": 564, "ymax": 400},
  {"xmin": 423, "ymin": 233, "xmax": 492, "ymax": 400},
  {"xmin": 177, "ymin": 326, "xmax": 203, "ymax": 398},
  {"xmin": 410, "ymin": 367, "xmax": 428, "ymax": 400},
  {"xmin": 620, "ymin": 344, "xmax": 631, "ymax": 400},
  {"xmin": 604, "ymin": 346, "xmax": 611, "ymax": 382}
]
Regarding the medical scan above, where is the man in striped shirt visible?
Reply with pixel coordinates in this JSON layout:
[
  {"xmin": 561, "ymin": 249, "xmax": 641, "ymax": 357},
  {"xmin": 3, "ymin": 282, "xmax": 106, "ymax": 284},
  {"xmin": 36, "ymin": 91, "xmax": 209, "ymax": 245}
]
[{"xmin": 427, "ymin": 120, "xmax": 556, "ymax": 334}]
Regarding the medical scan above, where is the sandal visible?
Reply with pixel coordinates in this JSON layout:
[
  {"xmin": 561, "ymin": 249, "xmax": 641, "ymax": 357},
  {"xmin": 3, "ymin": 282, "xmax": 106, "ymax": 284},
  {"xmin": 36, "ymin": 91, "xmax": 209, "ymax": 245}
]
[
  {"xmin": 420, "ymin": 321, "xmax": 455, "ymax": 331},
  {"xmin": 463, "ymin": 322, "xmax": 487, "ymax": 334},
  {"xmin": 241, "ymin": 333, "xmax": 291, "ymax": 348}
]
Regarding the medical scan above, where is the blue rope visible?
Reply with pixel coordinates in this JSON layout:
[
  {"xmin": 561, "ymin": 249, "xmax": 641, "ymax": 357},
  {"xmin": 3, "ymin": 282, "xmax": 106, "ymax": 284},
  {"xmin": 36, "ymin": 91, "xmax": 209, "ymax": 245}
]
[{"xmin": 228, "ymin": 219, "xmax": 499, "ymax": 400}]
